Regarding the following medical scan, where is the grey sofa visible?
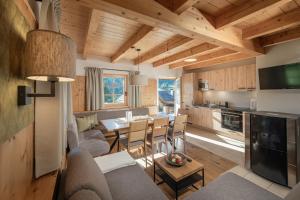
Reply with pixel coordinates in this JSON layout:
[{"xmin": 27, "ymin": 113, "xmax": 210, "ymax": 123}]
[
  {"xmin": 59, "ymin": 147, "xmax": 300, "ymax": 200},
  {"xmin": 67, "ymin": 107, "xmax": 150, "ymax": 157},
  {"xmin": 60, "ymin": 148, "xmax": 168, "ymax": 200},
  {"xmin": 185, "ymin": 172, "xmax": 295, "ymax": 200}
]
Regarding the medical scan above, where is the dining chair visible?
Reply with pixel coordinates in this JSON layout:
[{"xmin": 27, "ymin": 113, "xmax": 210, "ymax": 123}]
[
  {"xmin": 146, "ymin": 117, "xmax": 169, "ymax": 164},
  {"xmin": 168, "ymin": 114, "xmax": 188, "ymax": 153},
  {"xmin": 119, "ymin": 120, "xmax": 148, "ymax": 167}
]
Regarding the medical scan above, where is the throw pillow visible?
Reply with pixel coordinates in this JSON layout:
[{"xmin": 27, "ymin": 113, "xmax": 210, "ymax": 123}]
[{"xmin": 76, "ymin": 117, "xmax": 91, "ymax": 132}]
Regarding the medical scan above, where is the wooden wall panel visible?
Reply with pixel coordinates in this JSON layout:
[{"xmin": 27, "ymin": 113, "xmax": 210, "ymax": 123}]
[
  {"xmin": 72, "ymin": 76, "xmax": 86, "ymax": 112},
  {"xmin": 0, "ymin": 124, "xmax": 34, "ymax": 200},
  {"xmin": 141, "ymin": 79, "xmax": 157, "ymax": 107},
  {"xmin": 0, "ymin": 0, "xmax": 34, "ymax": 143}
]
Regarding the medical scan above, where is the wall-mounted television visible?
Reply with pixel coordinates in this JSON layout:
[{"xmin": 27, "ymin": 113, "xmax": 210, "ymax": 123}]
[{"xmin": 259, "ymin": 62, "xmax": 300, "ymax": 90}]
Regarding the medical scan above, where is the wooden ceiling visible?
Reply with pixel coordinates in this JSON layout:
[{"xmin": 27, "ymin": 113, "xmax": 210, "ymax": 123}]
[{"xmin": 61, "ymin": 0, "xmax": 300, "ymax": 70}]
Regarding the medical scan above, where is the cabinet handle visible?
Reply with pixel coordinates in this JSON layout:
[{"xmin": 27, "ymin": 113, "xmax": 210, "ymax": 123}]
[{"xmin": 238, "ymin": 88, "xmax": 246, "ymax": 90}]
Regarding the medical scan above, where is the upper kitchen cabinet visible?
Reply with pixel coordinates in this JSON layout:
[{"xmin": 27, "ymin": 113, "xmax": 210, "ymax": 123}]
[
  {"xmin": 237, "ymin": 64, "xmax": 256, "ymax": 90},
  {"xmin": 197, "ymin": 64, "xmax": 256, "ymax": 92},
  {"xmin": 246, "ymin": 64, "xmax": 256, "ymax": 90}
]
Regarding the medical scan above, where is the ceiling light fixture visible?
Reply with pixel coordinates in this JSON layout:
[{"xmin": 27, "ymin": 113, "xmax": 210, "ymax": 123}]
[
  {"xmin": 184, "ymin": 58, "xmax": 197, "ymax": 62},
  {"xmin": 131, "ymin": 47, "xmax": 148, "ymax": 86}
]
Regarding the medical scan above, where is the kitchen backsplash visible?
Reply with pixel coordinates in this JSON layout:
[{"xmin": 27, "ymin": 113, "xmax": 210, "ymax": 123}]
[{"xmin": 203, "ymin": 90, "xmax": 257, "ymax": 108}]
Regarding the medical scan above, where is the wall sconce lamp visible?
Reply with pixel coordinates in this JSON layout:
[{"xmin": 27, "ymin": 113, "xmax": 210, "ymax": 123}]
[{"xmin": 18, "ymin": 30, "xmax": 76, "ymax": 106}]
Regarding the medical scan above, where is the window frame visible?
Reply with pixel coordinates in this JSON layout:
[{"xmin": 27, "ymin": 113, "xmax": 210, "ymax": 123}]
[{"xmin": 102, "ymin": 73, "xmax": 128, "ymax": 108}]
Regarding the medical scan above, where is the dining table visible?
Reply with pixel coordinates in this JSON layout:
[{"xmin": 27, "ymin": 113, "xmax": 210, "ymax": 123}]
[{"xmin": 101, "ymin": 113, "xmax": 175, "ymax": 152}]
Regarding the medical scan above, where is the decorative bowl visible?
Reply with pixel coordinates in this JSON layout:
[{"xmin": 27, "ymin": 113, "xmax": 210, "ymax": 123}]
[{"xmin": 165, "ymin": 152, "xmax": 187, "ymax": 167}]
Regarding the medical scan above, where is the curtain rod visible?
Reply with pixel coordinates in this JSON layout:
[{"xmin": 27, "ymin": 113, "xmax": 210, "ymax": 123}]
[{"xmin": 84, "ymin": 67, "xmax": 134, "ymax": 72}]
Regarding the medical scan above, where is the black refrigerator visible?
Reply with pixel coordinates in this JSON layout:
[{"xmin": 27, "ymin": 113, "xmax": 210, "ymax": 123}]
[{"xmin": 250, "ymin": 114, "xmax": 288, "ymax": 186}]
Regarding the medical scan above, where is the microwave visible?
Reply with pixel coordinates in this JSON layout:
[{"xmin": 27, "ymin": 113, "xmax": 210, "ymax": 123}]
[{"xmin": 198, "ymin": 79, "xmax": 209, "ymax": 91}]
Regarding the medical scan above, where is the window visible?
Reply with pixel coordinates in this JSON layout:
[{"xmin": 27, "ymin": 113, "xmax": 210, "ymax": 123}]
[{"xmin": 103, "ymin": 74, "xmax": 127, "ymax": 106}]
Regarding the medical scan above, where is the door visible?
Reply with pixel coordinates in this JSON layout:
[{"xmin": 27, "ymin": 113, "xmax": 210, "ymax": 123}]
[{"xmin": 181, "ymin": 73, "xmax": 194, "ymax": 108}]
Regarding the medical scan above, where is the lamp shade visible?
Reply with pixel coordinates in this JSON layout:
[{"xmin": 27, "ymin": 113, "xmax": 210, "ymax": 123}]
[
  {"xmin": 131, "ymin": 74, "xmax": 148, "ymax": 86},
  {"xmin": 24, "ymin": 30, "xmax": 76, "ymax": 82}
]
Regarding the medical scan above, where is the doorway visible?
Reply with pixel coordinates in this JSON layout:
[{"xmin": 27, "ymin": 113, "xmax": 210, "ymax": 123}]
[{"xmin": 158, "ymin": 78, "xmax": 180, "ymax": 114}]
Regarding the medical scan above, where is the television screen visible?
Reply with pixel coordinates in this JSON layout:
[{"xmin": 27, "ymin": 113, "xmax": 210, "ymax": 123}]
[{"xmin": 259, "ymin": 62, "xmax": 300, "ymax": 90}]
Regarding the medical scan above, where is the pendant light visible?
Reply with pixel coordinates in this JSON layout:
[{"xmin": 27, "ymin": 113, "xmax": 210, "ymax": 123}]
[{"xmin": 131, "ymin": 48, "xmax": 148, "ymax": 86}]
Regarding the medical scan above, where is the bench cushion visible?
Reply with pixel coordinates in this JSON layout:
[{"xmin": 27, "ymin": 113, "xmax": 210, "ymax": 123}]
[
  {"xmin": 79, "ymin": 139, "xmax": 110, "ymax": 157},
  {"xmin": 104, "ymin": 164, "xmax": 168, "ymax": 200},
  {"xmin": 65, "ymin": 148, "xmax": 113, "ymax": 200},
  {"xmin": 185, "ymin": 172, "xmax": 283, "ymax": 200}
]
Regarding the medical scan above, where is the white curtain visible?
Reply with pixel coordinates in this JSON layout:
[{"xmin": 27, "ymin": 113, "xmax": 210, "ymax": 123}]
[
  {"xmin": 86, "ymin": 67, "xmax": 104, "ymax": 111},
  {"xmin": 128, "ymin": 71, "xmax": 141, "ymax": 108}
]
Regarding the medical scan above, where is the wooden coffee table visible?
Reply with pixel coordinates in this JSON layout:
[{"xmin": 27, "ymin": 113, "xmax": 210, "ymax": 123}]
[{"xmin": 154, "ymin": 155, "xmax": 204, "ymax": 200}]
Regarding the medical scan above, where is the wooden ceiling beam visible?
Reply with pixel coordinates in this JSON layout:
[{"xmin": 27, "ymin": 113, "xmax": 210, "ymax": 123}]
[
  {"xmin": 134, "ymin": 35, "xmax": 193, "ymax": 64},
  {"xmin": 169, "ymin": 48, "xmax": 237, "ymax": 69},
  {"xmin": 260, "ymin": 26, "xmax": 300, "ymax": 47},
  {"xmin": 73, "ymin": 0, "xmax": 264, "ymax": 56},
  {"xmin": 216, "ymin": 0, "xmax": 292, "ymax": 29},
  {"xmin": 184, "ymin": 53, "xmax": 254, "ymax": 70},
  {"xmin": 153, "ymin": 43, "xmax": 220, "ymax": 67},
  {"xmin": 173, "ymin": 0, "xmax": 199, "ymax": 15},
  {"xmin": 83, "ymin": 9, "xmax": 101, "ymax": 59},
  {"xmin": 243, "ymin": 8, "xmax": 300, "ymax": 40},
  {"xmin": 111, "ymin": 25, "xmax": 153, "ymax": 63}
]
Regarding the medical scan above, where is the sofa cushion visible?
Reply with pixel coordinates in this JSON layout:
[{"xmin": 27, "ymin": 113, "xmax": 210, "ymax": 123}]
[
  {"xmin": 69, "ymin": 190, "xmax": 101, "ymax": 200},
  {"xmin": 185, "ymin": 172, "xmax": 283, "ymax": 200},
  {"xmin": 79, "ymin": 139, "xmax": 110, "ymax": 157},
  {"xmin": 67, "ymin": 116, "xmax": 80, "ymax": 150},
  {"xmin": 104, "ymin": 164, "xmax": 168, "ymax": 200},
  {"xmin": 76, "ymin": 117, "xmax": 92, "ymax": 132},
  {"xmin": 285, "ymin": 181, "xmax": 300, "ymax": 200},
  {"xmin": 65, "ymin": 148, "xmax": 113, "ymax": 200},
  {"xmin": 80, "ymin": 129, "xmax": 106, "ymax": 141}
]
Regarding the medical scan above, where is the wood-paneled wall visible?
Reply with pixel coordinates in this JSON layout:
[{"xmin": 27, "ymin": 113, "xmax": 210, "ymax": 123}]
[
  {"xmin": 0, "ymin": 124, "xmax": 34, "ymax": 200},
  {"xmin": 141, "ymin": 78, "xmax": 157, "ymax": 107},
  {"xmin": 72, "ymin": 76, "xmax": 85, "ymax": 112}
]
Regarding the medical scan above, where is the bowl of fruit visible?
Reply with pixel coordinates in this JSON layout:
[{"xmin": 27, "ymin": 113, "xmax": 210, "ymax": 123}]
[{"xmin": 165, "ymin": 153, "xmax": 187, "ymax": 167}]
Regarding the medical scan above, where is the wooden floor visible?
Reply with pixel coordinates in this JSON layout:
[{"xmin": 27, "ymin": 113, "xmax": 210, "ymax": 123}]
[
  {"xmin": 108, "ymin": 130, "xmax": 237, "ymax": 200},
  {"xmin": 24, "ymin": 126, "xmax": 236, "ymax": 200}
]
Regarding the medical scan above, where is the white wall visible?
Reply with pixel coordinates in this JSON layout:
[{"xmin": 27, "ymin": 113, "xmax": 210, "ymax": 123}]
[
  {"xmin": 203, "ymin": 91, "xmax": 256, "ymax": 108},
  {"xmin": 76, "ymin": 56, "xmax": 182, "ymax": 79},
  {"xmin": 256, "ymin": 40, "xmax": 300, "ymax": 114}
]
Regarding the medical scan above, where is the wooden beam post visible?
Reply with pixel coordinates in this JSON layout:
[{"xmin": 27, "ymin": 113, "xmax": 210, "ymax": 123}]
[
  {"xmin": 260, "ymin": 26, "xmax": 300, "ymax": 47},
  {"xmin": 216, "ymin": 0, "xmax": 292, "ymax": 29},
  {"xmin": 134, "ymin": 35, "xmax": 193, "ymax": 64},
  {"xmin": 152, "ymin": 43, "xmax": 219, "ymax": 67},
  {"xmin": 243, "ymin": 8, "xmax": 300, "ymax": 39},
  {"xmin": 169, "ymin": 48, "xmax": 237, "ymax": 69},
  {"xmin": 73, "ymin": 0, "xmax": 264, "ymax": 56},
  {"xmin": 111, "ymin": 25, "xmax": 153, "ymax": 63}
]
